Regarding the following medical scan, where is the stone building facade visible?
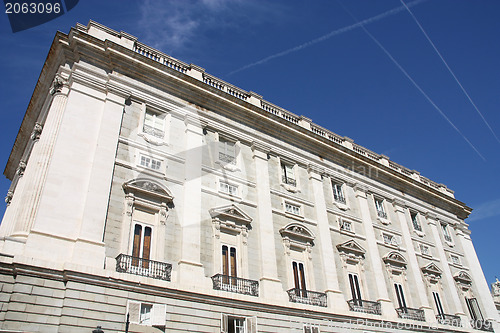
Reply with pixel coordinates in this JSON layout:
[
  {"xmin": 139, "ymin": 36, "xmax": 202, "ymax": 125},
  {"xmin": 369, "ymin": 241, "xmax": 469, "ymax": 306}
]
[{"xmin": 0, "ymin": 21, "xmax": 498, "ymax": 333}]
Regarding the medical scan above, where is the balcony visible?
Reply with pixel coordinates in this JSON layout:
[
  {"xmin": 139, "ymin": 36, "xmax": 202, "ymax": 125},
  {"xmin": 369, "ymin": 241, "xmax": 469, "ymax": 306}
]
[
  {"xmin": 471, "ymin": 320, "xmax": 494, "ymax": 332},
  {"xmin": 211, "ymin": 274, "xmax": 259, "ymax": 297},
  {"xmin": 287, "ymin": 288, "xmax": 327, "ymax": 307},
  {"xmin": 282, "ymin": 175, "xmax": 297, "ymax": 187},
  {"xmin": 436, "ymin": 314, "xmax": 461, "ymax": 327},
  {"xmin": 219, "ymin": 152, "xmax": 236, "ymax": 165},
  {"xmin": 348, "ymin": 299, "xmax": 382, "ymax": 315},
  {"xmin": 115, "ymin": 254, "xmax": 172, "ymax": 281},
  {"xmin": 143, "ymin": 124, "xmax": 164, "ymax": 139},
  {"xmin": 396, "ymin": 307, "xmax": 425, "ymax": 321},
  {"xmin": 377, "ymin": 210, "xmax": 387, "ymax": 219},
  {"xmin": 334, "ymin": 194, "xmax": 346, "ymax": 204}
]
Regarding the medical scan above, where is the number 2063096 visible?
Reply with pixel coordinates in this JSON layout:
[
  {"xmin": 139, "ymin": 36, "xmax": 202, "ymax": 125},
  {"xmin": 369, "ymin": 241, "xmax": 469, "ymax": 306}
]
[{"xmin": 5, "ymin": 2, "xmax": 61, "ymax": 14}]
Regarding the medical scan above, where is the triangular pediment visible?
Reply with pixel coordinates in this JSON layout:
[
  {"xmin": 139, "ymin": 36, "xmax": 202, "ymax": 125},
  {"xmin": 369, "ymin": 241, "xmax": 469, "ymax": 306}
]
[
  {"xmin": 123, "ymin": 178, "xmax": 173, "ymax": 202},
  {"xmin": 210, "ymin": 204, "xmax": 252, "ymax": 225},
  {"xmin": 383, "ymin": 251, "xmax": 407, "ymax": 268},
  {"xmin": 280, "ymin": 223, "xmax": 315, "ymax": 244},
  {"xmin": 336, "ymin": 240, "xmax": 366, "ymax": 256},
  {"xmin": 421, "ymin": 262, "xmax": 442, "ymax": 276},
  {"xmin": 454, "ymin": 271, "xmax": 472, "ymax": 285}
]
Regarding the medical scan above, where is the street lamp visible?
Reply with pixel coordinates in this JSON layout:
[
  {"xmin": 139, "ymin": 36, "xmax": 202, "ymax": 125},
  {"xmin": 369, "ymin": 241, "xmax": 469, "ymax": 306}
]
[{"xmin": 92, "ymin": 326, "xmax": 104, "ymax": 333}]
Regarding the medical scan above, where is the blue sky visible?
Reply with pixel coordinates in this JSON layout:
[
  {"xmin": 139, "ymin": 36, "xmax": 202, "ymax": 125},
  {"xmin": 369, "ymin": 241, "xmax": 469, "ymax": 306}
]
[{"xmin": 0, "ymin": 0, "xmax": 499, "ymax": 286}]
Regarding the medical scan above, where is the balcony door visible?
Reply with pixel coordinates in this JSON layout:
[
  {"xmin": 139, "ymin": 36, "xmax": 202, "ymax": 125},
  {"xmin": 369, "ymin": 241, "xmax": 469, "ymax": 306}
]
[
  {"xmin": 132, "ymin": 223, "xmax": 152, "ymax": 268},
  {"xmin": 349, "ymin": 273, "xmax": 362, "ymax": 305},
  {"xmin": 292, "ymin": 261, "xmax": 307, "ymax": 296}
]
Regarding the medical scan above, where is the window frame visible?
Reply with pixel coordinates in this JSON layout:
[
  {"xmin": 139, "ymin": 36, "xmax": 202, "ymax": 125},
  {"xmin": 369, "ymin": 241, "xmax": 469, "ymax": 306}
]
[
  {"xmin": 138, "ymin": 154, "xmax": 163, "ymax": 172},
  {"xmin": 410, "ymin": 211, "xmax": 423, "ymax": 233},
  {"xmin": 339, "ymin": 218, "xmax": 353, "ymax": 233},
  {"xmin": 127, "ymin": 300, "xmax": 166, "ymax": 327},
  {"xmin": 332, "ymin": 181, "xmax": 346, "ymax": 204},
  {"xmin": 419, "ymin": 244, "xmax": 431, "ymax": 256},
  {"xmin": 285, "ymin": 202, "xmax": 301, "ymax": 216},
  {"xmin": 281, "ymin": 161, "xmax": 297, "ymax": 186},
  {"xmin": 138, "ymin": 104, "xmax": 169, "ymax": 145},
  {"xmin": 441, "ymin": 223, "xmax": 453, "ymax": 244},
  {"xmin": 219, "ymin": 180, "xmax": 239, "ymax": 197},
  {"xmin": 374, "ymin": 197, "xmax": 388, "ymax": 220},
  {"xmin": 221, "ymin": 314, "xmax": 257, "ymax": 333}
]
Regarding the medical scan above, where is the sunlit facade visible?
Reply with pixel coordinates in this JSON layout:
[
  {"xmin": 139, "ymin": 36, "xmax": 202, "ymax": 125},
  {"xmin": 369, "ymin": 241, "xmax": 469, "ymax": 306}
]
[{"xmin": 0, "ymin": 21, "xmax": 498, "ymax": 333}]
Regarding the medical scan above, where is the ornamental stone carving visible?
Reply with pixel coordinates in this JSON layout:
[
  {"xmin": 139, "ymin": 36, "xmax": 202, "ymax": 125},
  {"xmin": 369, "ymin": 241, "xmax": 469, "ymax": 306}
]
[
  {"xmin": 492, "ymin": 278, "xmax": 500, "ymax": 296},
  {"xmin": 30, "ymin": 123, "xmax": 43, "ymax": 141},
  {"xmin": 5, "ymin": 191, "xmax": 13, "ymax": 206},
  {"xmin": 16, "ymin": 161, "xmax": 26, "ymax": 177},
  {"xmin": 50, "ymin": 74, "xmax": 67, "ymax": 95}
]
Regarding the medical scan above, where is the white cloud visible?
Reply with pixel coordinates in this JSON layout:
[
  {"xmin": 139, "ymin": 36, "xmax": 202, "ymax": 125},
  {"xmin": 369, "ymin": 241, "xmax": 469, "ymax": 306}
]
[
  {"xmin": 468, "ymin": 198, "xmax": 500, "ymax": 222},
  {"xmin": 138, "ymin": 0, "xmax": 271, "ymax": 55}
]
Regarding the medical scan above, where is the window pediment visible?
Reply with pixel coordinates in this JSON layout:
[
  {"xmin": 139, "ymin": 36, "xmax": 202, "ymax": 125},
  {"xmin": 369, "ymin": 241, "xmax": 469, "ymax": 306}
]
[
  {"xmin": 123, "ymin": 179, "xmax": 173, "ymax": 203},
  {"xmin": 383, "ymin": 251, "xmax": 407, "ymax": 274},
  {"xmin": 336, "ymin": 240, "xmax": 366, "ymax": 258},
  {"xmin": 211, "ymin": 205, "xmax": 252, "ymax": 241},
  {"xmin": 383, "ymin": 251, "xmax": 407, "ymax": 267},
  {"xmin": 454, "ymin": 271, "xmax": 472, "ymax": 288},
  {"xmin": 421, "ymin": 262, "xmax": 442, "ymax": 283},
  {"xmin": 279, "ymin": 223, "xmax": 315, "ymax": 244},
  {"xmin": 210, "ymin": 204, "xmax": 252, "ymax": 226}
]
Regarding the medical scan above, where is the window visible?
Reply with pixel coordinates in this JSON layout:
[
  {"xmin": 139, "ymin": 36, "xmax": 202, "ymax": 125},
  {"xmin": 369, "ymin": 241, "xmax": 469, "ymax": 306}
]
[
  {"xmin": 348, "ymin": 273, "xmax": 362, "ymax": 304},
  {"xmin": 303, "ymin": 324, "xmax": 320, "ymax": 333},
  {"xmin": 220, "ymin": 181, "xmax": 238, "ymax": 196},
  {"xmin": 281, "ymin": 162, "xmax": 296, "ymax": 186},
  {"xmin": 132, "ymin": 223, "xmax": 152, "ymax": 268},
  {"xmin": 143, "ymin": 109, "xmax": 165, "ymax": 139},
  {"xmin": 292, "ymin": 261, "xmax": 307, "ymax": 294},
  {"xmin": 441, "ymin": 223, "xmax": 453, "ymax": 242},
  {"xmin": 383, "ymin": 233, "xmax": 398, "ymax": 246},
  {"xmin": 285, "ymin": 202, "xmax": 301, "ymax": 216},
  {"xmin": 332, "ymin": 181, "xmax": 345, "ymax": 204},
  {"xmin": 374, "ymin": 198, "xmax": 387, "ymax": 219},
  {"xmin": 394, "ymin": 283, "xmax": 407, "ymax": 310},
  {"xmin": 419, "ymin": 244, "xmax": 430, "ymax": 256},
  {"xmin": 466, "ymin": 297, "xmax": 483, "ymax": 322},
  {"xmin": 450, "ymin": 254, "xmax": 460, "ymax": 265},
  {"xmin": 219, "ymin": 137, "xmax": 236, "ymax": 165},
  {"xmin": 221, "ymin": 314, "xmax": 257, "ymax": 333},
  {"xmin": 127, "ymin": 301, "xmax": 166, "ymax": 327},
  {"xmin": 222, "ymin": 245, "xmax": 237, "ymax": 283},
  {"xmin": 339, "ymin": 219, "xmax": 352, "ymax": 232},
  {"xmin": 433, "ymin": 291, "xmax": 445, "ymax": 317},
  {"xmin": 140, "ymin": 155, "xmax": 162, "ymax": 171},
  {"xmin": 410, "ymin": 211, "xmax": 422, "ymax": 232}
]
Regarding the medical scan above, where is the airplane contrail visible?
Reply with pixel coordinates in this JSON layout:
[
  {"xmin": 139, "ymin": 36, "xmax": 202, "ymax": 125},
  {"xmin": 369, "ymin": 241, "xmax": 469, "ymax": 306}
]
[
  {"xmin": 227, "ymin": 0, "xmax": 427, "ymax": 76},
  {"xmin": 400, "ymin": 0, "xmax": 500, "ymax": 145},
  {"xmin": 337, "ymin": 2, "xmax": 486, "ymax": 161}
]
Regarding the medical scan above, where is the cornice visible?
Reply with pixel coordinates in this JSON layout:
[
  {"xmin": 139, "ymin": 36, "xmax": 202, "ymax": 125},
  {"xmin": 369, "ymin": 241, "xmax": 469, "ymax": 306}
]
[{"xmin": 5, "ymin": 22, "xmax": 472, "ymax": 221}]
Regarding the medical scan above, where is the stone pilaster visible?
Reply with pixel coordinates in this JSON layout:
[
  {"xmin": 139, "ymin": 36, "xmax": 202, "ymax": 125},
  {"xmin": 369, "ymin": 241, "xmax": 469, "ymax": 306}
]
[
  {"xmin": 12, "ymin": 74, "xmax": 69, "ymax": 237},
  {"xmin": 426, "ymin": 214, "xmax": 467, "ymax": 323},
  {"xmin": 456, "ymin": 228, "xmax": 500, "ymax": 331},
  {"xmin": 251, "ymin": 142, "xmax": 282, "ymax": 300},
  {"xmin": 354, "ymin": 185, "xmax": 396, "ymax": 319},
  {"xmin": 308, "ymin": 164, "xmax": 347, "ymax": 311},
  {"xmin": 177, "ymin": 114, "xmax": 205, "ymax": 285},
  {"xmin": 392, "ymin": 200, "xmax": 434, "ymax": 321}
]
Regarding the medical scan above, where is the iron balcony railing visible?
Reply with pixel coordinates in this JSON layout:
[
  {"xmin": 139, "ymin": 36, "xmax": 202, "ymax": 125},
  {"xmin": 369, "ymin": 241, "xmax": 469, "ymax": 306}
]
[
  {"xmin": 412, "ymin": 222, "xmax": 422, "ymax": 232},
  {"xmin": 219, "ymin": 152, "xmax": 236, "ymax": 165},
  {"xmin": 116, "ymin": 254, "xmax": 172, "ymax": 281},
  {"xmin": 211, "ymin": 274, "xmax": 259, "ymax": 297},
  {"xmin": 287, "ymin": 288, "xmax": 327, "ymax": 307},
  {"xmin": 471, "ymin": 320, "xmax": 494, "ymax": 332},
  {"xmin": 348, "ymin": 299, "xmax": 382, "ymax": 315},
  {"xmin": 334, "ymin": 194, "xmax": 346, "ymax": 204},
  {"xmin": 377, "ymin": 210, "xmax": 388, "ymax": 219},
  {"xmin": 396, "ymin": 307, "xmax": 425, "ymax": 321},
  {"xmin": 436, "ymin": 314, "xmax": 461, "ymax": 327},
  {"xmin": 282, "ymin": 175, "xmax": 297, "ymax": 187}
]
